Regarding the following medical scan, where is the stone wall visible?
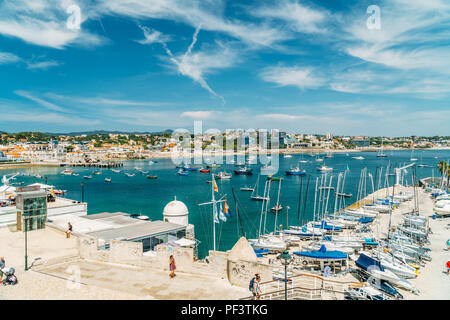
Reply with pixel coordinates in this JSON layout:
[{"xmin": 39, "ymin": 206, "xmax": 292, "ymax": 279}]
[
  {"xmin": 227, "ymin": 259, "xmax": 272, "ymax": 288},
  {"xmin": 76, "ymin": 235, "xmax": 272, "ymax": 287}
]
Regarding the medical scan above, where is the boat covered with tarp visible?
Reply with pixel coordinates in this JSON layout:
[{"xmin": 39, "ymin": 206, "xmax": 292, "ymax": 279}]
[{"xmin": 293, "ymin": 244, "xmax": 347, "ymax": 260}]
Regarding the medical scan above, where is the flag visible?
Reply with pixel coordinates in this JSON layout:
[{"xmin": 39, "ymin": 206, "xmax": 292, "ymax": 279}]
[
  {"xmin": 213, "ymin": 205, "xmax": 219, "ymax": 224},
  {"xmin": 224, "ymin": 198, "xmax": 230, "ymax": 217},
  {"xmin": 213, "ymin": 177, "xmax": 219, "ymax": 193},
  {"xmin": 219, "ymin": 203, "xmax": 227, "ymax": 222}
]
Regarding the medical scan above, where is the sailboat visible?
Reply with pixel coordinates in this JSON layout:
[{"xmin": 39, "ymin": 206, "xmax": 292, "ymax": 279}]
[
  {"xmin": 251, "ymin": 174, "xmax": 269, "ymax": 201},
  {"xmin": 271, "ymin": 178, "xmax": 283, "ymax": 212},
  {"xmin": 377, "ymin": 139, "xmax": 387, "ymax": 157},
  {"xmin": 410, "ymin": 150, "xmax": 418, "ymax": 161}
]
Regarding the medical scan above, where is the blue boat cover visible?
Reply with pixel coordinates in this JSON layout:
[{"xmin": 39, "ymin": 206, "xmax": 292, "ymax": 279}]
[
  {"xmin": 359, "ymin": 217, "xmax": 374, "ymax": 224},
  {"xmin": 293, "ymin": 245, "xmax": 347, "ymax": 260},
  {"xmin": 313, "ymin": 220, "xmax": 342, "ymax": 231},
  {"xmin": 253, "ymin": 248, "xmax": 269, "ymax": 254},
  {"xmin": 355, "ymin": 253, "xmax": 384, "ymax": 271}
]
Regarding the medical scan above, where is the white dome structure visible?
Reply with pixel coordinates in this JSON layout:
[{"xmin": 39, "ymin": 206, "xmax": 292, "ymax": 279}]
[{"xmin": 163, "ymin": 197, "xmax": 189, "ymax": 226}]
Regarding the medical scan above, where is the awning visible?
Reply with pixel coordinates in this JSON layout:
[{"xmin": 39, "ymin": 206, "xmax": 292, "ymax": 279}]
[{"xmin": 173, "ymin": 238, "xmax": 196, "ymax": 247}]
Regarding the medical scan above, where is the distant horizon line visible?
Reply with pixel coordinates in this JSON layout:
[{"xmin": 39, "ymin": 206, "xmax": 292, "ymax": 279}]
[{"xmin": 1, "ymin": 129, "xmax": 449, "ymax": 139}]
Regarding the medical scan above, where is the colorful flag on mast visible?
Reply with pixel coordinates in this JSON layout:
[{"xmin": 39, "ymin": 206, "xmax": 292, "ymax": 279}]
[
  {"xmin": 213, "ymin": 177, "xmax": 219, "ymax": 193},
  {"xmin": 214, "ymin": 205, "xmax": 219, "ymax": 224},
  {"xmin": 219, "ymin": 203, "xmax": 227, "ymax": 222},
  {"xmin": 224, "ymin": 198, "xmax": 230, "ymax": 217}
]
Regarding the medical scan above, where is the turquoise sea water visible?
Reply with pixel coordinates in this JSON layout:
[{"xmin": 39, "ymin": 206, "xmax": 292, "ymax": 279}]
[{"xmin": 3, "ymin": 150, "xmax": 449, "ymax": 258}]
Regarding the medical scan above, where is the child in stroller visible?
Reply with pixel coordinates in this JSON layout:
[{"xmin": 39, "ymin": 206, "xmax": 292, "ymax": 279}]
[{"xmin": 2, "ymin": 267, "xmax": 18, "ymax": 286}]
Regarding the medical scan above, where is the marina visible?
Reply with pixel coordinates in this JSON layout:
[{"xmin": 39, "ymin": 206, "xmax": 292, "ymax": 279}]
[{"xmin": 1, "ymin": 149, "xmax": 449, "ymax": 300}]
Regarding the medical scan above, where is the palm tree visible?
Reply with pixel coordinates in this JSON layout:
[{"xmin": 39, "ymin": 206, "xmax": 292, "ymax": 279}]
[{"xmin": 437, "ymin": 160, "xmax": 450, "ymax": 186}]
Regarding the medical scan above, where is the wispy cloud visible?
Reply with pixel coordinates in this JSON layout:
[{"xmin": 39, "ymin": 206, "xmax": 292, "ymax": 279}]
[
  {"xmin": 260, "ymin": 66, "xmax": 326, "ymax": 90},
  {"xmin": 0, "ymin": 52, "xmax": 20, "ymax": 64},
  {"xmin": 0, "ymin": 0, "xmax": 105, "ymax": 49},
  {"xmin": 45, "ymin": 92, "xmax": 169, "ymax": 107},
  {"xmin": 136, "ymin": 25, "xmax": 171, "ymax": 45},
  {"xmin": 14, "ymin": 90, "xmax": 67, "ymax": 112},
  {"xmin": 26, "ymin": 59, "xmax": 61, "ymax": 70},
  {"xmin": 252, "ymin": 0, "xmax": 329, "ymax": 34},
  {"xmin": 180, "ymin": 110, "xmax": 217, "ymax": 120}
]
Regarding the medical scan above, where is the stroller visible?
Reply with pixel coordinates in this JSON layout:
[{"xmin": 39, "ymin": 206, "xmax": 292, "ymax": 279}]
[{"xmin": 2, "ymin": 267, "xmax": 18, "ymax": 286}]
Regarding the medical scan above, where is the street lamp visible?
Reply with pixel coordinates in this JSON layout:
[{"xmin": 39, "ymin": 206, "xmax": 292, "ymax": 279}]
[
  {"xmin": 80, "ymin": 182, "xmax": 85, "ymax": 203},
  {"xmin": 277, "ymin": 250, "xmax": 292, "ymax": 300}
]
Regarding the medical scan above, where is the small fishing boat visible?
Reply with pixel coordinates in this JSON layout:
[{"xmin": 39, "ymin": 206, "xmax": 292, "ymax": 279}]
[
  {"xmin": 214, "ymin": 171, "xmax": 232, "ymax": 179},
  {"xmin": 61, "ymin": 170, "xmax": 74, "ymax": 175},
  {"xmin": 125, "ymin": 173, "xmax": 135, "ymax": 177},
  {"xmin": 240, "ymin": 186, "xmax": 254, "ymax": 192},
  {"xmin": 233, "ymin": 166, "xmax": 253, "ymax": 175},
  {"xmin": 111, "ymin": 169, "xmax": 121, "ymax": 173},
  {"xmin": 105, "ymin": 178, "xmax": 112, "ymax": 183},
  {"xmin": 134, "ymin": 167, "xmax": 142, "ymax": 170},
  {"xmin": 72, "ymin": 173, "xmax": 79, "ymax": 177},
  {"xmin": 148, "ymin": 161, "xmax": 155, "ymax": 165},
  {"xmin": 93, "ymin": 171, "xmax": 102, "ymax": 175},
  {"xmin": 199, "ymin": 168, "xmax": 211, "ymax": 173},
  {"xmin": 317, "ymin": 165, "xmax": 333, "ymax": 172},
  {"xmin": 147, "ymin": 175, "xmax": 158, "ymax": 179},
  {"xmin": 206, "ymin": 163, "xmax": 220, "ymax": 169},
  {"xmin": 271, "ymin": 204, "xmax": 283, "ymax": 212},
  {"xmin": 283, "ymin": 154, "xmax": 292, "ymax": 158},
  {"xmin": 84, "ymin": 175, "xmax": 92, "ymax": 179},
  {"xmin": 352, "ymin": 156, "xmax": 365, "ymax": 160},
  {"xmin": 336, "ymin": 192, "xmax": 352, "ymax": 198},
  {"xmin": 285, "ymin": 167, "xmax": 306, "ymax": 176},
  {"xmin": 54, "ymin": 189, "xmax": 67, "ymax": 195},
  {"xmin": 178, "ymin": 169, "xmax": 189, "ymax": 176},
  {"xmin": 183, "ymin": 165, "xmax": 198, "ymax": 171}
]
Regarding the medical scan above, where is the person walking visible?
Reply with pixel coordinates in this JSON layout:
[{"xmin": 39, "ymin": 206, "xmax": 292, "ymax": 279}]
[
  {"xmin": 0, "ymin": 257, "xmax": 5, "ymax": 281},
  {"xmin": 169, "ymin": 255, "xmax": 176, "ymax": 278},
  {"xmin": 446, "ymin": 261, "xmax": 450, "ymax": 275},
  {"xmin": 249, "ymin": 273, "xmax": 262, "ymax": 300},
  {"xmin": 446, "ymin": 239, "xmax": 450, "ymax": 251},
  {"xmin": 65, "ymin": 222, "xmax": 73, "ymax": 238}
]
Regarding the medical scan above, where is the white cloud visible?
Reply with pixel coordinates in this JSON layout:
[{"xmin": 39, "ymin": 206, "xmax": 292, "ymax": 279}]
[
  {"xmin": 0, "ymin": 0, "xmax": 105, "ymax": 49},
  {"xmin": 14, "ymin": 90, "xmax": 67, "ymax": 112},
  {"xmin": 45, "ymin": 93, "xmax": 168, "ymax": 107},
  {"xmin": 26, "ymin": 60, "xmax": 61, "ymax": 70},
  {"xmin": 0, "ymin": 52, "xmax": 20, "ymax": 64},
  {"xmin": 180, "ymin": 111, "xmax": 216, "ymax": 120},
  {"xmin": 252, "ymin": 0, "xmax": 328, "ymax": 34},
  {"xmin": 260, "ymin": 66, "xmax": 326, "ymax": 90},
  {"xmin": 98, "ymin": 0, "xmax": 289, "ymax": 47},
  {"xmin": 136, "ymin": 25, "xmax": 171, "ymax": 44}
]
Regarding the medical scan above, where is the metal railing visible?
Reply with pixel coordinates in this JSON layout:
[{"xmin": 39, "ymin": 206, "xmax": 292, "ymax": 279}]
[{"xmin": 241, "ymin": 272, "xmax": 362, "ymax": 300}]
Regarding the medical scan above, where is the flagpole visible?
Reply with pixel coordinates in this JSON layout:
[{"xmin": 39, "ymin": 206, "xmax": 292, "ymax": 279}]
[{"xmin": 212, "ymin": 173, "xmax": 216, "ymax": 252}]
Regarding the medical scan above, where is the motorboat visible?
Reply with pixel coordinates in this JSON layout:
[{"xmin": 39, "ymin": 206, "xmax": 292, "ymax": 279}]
[
  {"xmin": 233, "ymin": 166, "xmax": 253, "ymax": 175},
  {"xmin": 355, "ymin": 253, "xmax": 419, "ymax": 294},
  {"xmin": 146, "ymin": 175, "xmax": 158, "ymax": 179},
  {"xmin": 345, "ymin": 286, "xmax": 389, "ymax": 300},
  {"xmin": 61, "ymin": 170, "xmax": 74, "ymax": 175},
  {"xmin": 105, "ymin": 178, "xmax": 112, "ymax": 183},
  {"xmin": 214, "ymin": 172, "xmax": 232, "ymax": 179},
  {"xmin": 271, "ymin": 204, "xmax": 283, "ymax": 212},
  {"xmin": 177, "ymin": 169, "xmax": 188, "ymax": 176},
  {"xmin": 352, "ymin": 156, "xmax": 365, "ymax": 160},
  {"xmin": 83, "ymin": 175, "xmax": 92, "ymax": 179},
  {"xmin": 240, "ymin": 186, "xmax": 254, "ymax": 192},
  {"xmin": 285, "ymin": 167, "xmax": 306, "ymax": 176},
  {"xmin": 125, "ymin": 173, "xmax": 135, "ymax": 177},
  {"xmin": 93, "ymin": 171, "xmax": 102, "ymax": 175},
  {"xmin": 111, "ymin": 169, "xmax": 121, "ymax": 173},
  {"xmin": 283, "ymin": 154, "xmax": 292, "ymax": 158},
  {"xmin": 317, "ymin": 165, "xmax": 333, "ymax": 172},
  {"xmin": 199, "ymin": 168, "xmax": 210, "ymax": 173}
]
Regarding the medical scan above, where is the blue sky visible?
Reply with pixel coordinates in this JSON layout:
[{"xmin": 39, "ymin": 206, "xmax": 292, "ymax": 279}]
[{"xmin": 0, "ymin": 0, "xmax": 449, "ymax": 136}]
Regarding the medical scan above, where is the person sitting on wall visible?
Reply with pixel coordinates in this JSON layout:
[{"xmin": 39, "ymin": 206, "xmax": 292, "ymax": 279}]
[{"xmin": 65, "ymin": 222, "xmax": 73, "ymax": 238}]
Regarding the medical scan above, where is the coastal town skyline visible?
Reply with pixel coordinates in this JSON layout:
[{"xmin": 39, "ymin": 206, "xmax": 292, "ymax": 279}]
[{"xmin": 1, "ymin": 0, "xmax": 449, "ymax": 136}]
